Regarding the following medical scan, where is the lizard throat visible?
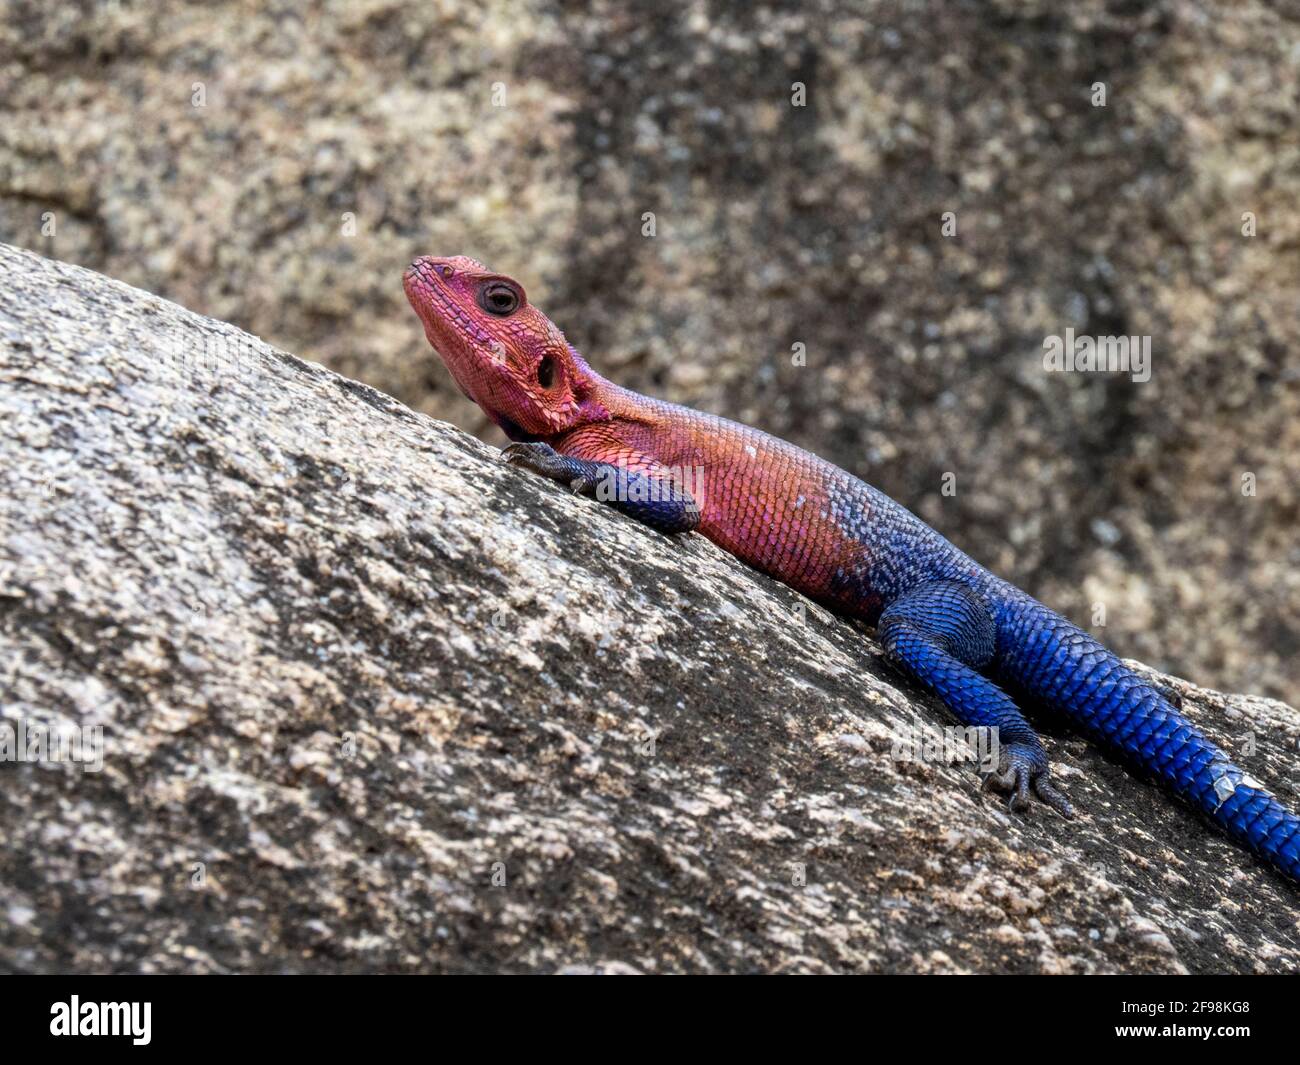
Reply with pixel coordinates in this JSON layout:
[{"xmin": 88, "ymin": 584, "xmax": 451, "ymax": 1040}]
[{"xmin": 493, "ymin": 415, "xmax": 544, "ymax": 443}]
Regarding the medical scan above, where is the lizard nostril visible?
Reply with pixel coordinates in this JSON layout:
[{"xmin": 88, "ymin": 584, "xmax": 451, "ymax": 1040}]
[{"xmin": 435, "ymin": 263, "xmax": 454, "ymax": 278}]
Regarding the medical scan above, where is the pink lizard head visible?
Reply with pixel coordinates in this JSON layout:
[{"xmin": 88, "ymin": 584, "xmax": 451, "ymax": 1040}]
[{"xmin": 403, "ymin": 256, "xmax": 608, "ymax": 441}]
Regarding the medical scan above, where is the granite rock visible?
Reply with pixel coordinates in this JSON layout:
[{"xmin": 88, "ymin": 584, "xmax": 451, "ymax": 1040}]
[{"xmin": 1, "ymin": 244, "xmax": 1297, "ymax": 974}]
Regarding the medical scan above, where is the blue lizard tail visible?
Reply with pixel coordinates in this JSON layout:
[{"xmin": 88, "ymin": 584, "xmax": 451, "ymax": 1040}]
[{"xmin": 993, "ymin": 587, "xmax": 1300, "ymax": 883}]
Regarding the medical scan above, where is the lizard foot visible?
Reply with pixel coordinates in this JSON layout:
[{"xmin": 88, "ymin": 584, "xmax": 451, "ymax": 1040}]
[
  {"xmin": 984, "ymin": 743, "xmax": 1074, "ymax": 819},
  {"xmin": 502, "ymin": 442, "xmax": 588, "ymax": 492}
]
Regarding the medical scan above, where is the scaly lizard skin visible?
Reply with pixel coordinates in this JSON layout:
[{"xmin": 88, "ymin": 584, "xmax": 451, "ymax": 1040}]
[{"xmin": 404, "ymin": 254, "xmax": 1300, "ymax": 885}]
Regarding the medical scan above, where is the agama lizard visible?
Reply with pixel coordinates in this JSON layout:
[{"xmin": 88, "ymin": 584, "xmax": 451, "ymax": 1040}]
[{"xmin": 404, "ymin": 254, "xmax": 1300, "ymax": 885}]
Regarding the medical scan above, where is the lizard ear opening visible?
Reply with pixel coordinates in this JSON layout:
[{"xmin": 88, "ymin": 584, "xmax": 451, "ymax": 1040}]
[{"xmin": 537, "ymin": 355, "xmax": 556, "ymax": 389}]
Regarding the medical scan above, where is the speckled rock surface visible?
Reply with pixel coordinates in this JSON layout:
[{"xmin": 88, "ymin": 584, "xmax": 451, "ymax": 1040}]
[
  {"xmin": 0, "ymin": 1, "xmax": 1297, "ymax": 703},
  {"xmin": 1, "ymin": 244, "xmax": 1297, "ymax": 973}
]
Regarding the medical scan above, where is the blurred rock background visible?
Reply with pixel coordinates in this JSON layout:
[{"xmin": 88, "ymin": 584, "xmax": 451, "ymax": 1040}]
[{"xmin": 1, "ymin": 0, "xmax": 1296, "ymax": 698}]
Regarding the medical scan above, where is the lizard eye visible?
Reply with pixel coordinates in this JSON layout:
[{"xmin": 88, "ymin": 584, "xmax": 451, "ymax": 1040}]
[
  {"xmin": 536, "ymin": 355, "xmax": 556, "ymax": 389},
  {"xmin": 478, "ymin": 281, "xmax": 520, "ymax": 317}
]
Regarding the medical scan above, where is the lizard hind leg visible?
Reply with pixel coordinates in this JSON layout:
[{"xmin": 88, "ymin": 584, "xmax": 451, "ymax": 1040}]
[{"xmin": 877, "ymin": 580, "xmax": 1074, "ymax": 819}]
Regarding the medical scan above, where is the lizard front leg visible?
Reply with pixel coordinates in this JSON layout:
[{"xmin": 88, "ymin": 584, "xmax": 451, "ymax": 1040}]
[{"xmin": 503, "ymin": 441, "xmax": 700, "ymax": 535}]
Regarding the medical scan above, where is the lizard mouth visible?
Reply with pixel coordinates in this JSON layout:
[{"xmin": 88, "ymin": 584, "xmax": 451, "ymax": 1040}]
[
  {"xmin": 404, "ymin": 257, "xmax": 507, "ymax": 407},
  {"xmin": 404, "ymin": 258, "xmax": 498, "ymax": 360},
  {"xmin": 402, "ymin": 257, "xmax": 451, "ymax": 307}
]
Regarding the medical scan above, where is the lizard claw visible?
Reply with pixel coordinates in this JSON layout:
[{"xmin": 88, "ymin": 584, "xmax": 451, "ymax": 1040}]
[
  {"xmin": 503, "ymin": 442, "xmax": 594, "ymax": 495},
  {"xmin": 984, "ymin": 743, "xmax": 1074, "ymax": 819},
  {"xmin": 502, "ymin": 442, "xmax": 571, "ymax": 479},
  {"xmin": 1157, "ymin": 683, "xmax": 1183, "ymax": 710},
  {"xmin": 502, "ymin": 441, "xmax": 554, "ymax": 467}
]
